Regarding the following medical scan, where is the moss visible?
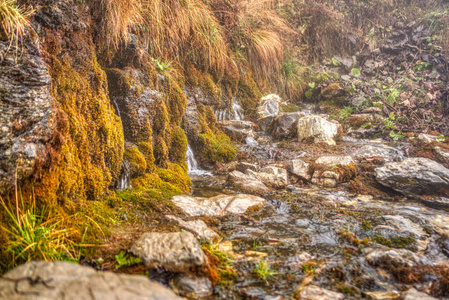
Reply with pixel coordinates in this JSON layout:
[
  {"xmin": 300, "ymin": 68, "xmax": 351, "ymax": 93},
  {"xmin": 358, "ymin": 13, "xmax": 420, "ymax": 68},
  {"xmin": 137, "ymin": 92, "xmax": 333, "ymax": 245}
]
[
  {"xmin": 169, "ymin": 126, "xmax": 188, "ymax": 168},
  {"xmin": 348, "ymin": 115, "xmax": 368, "ymax": 129},
  {"xmin": 164, "ymin": 75, "xmax": 188, "ymax": 125},
  {"xmin": 374, "ymin": 235, "xmax": 416, "ymax": 249},
  {"xmin": 236, "ymin": 72, "xmax": 263, "ymax": 120},
  {"xmin": 280, "ymin": 103, "xmax": 300, "ymax": 113},
  {"xmin": 201, "ymin": 73, "xmax": 222, "ymax": 103},
  {"xmin": 137, "ymin": 141, "xmax": 155, "ymax": 172},
  {"xmin": 124, "ymin": 148, "xmax": 147, "ymax": 177},
  {"xmin": 153, "ymin": 135, "xmax": 169, "ymax": 168},
  {"xmin": 336, "ymin": 283, "xmax": 359, "ymax": 296},
  {"xmin": 337, "ymin": 230, "xmax": 370, "ymax": 246}
]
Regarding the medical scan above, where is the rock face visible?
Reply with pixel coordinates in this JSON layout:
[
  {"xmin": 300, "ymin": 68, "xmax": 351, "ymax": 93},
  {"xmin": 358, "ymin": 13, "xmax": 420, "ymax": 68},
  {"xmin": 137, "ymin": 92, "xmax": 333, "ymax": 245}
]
[
  {"xmin": 297, "ymin": 115, "xmax": 342, "ymax": 145},
  {"xmin": 217, "ymin": 120, "xmax": 255, "ymax": 142},
  {"xmin": 375, "ymin": 158, "xmax": 449, "ymax": 196},
  {"xmin": 270, "ymin": 112, "xmax": 301, "ymax": 139},
  {"xmin": 299, "ymin": 285, "xmax": 344, "ymax": 300},
  {"xmin": 228, "ymin": 170, "xmax": 270, "ymax": 196},
  {"xmin": 311, "ymin": 156, "xmax": 357, "ymax": 187},
  {"xmin": 130, "ymin": 231, "xmax": 207, "ymax": 271},
  {"xmin": 247, "ymin": 166, "xmax": 288, "ymax": 189},
  {"xmin": 0, "ymin": 36, "xmax": 55, "ymax": 194},
  {"xmin": 0, "ymin": 261, "xmax": 181, "ymax": 300},
  {"xmin": 171, "ymin": 194, "xmax": 266, "ymax": 217}
]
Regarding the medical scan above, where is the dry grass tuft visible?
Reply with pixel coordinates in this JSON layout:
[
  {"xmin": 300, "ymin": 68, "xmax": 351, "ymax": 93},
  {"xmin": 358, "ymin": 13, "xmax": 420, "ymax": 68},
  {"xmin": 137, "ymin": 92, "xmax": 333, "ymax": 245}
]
[{"xmin": 0, "ymin": 0, "xmax": 33, "ymax": 49}]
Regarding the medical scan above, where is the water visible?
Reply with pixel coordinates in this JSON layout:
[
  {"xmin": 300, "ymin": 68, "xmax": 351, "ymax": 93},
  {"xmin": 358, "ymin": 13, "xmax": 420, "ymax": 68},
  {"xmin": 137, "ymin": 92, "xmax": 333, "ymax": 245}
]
[
  {"xmin": 215, "ymin": 99, "xmax": 244, "ymax": 121},
  {"xmin": 186, "ymin": 144, "xmax": 212, "ymax": 176},
  {"xmin": 117, "ymin": 160, "xmax": 131, "ymax": 190},
  {"xmin": 233, "ymin": 99, "xmax": 244, "ymax": 120}
]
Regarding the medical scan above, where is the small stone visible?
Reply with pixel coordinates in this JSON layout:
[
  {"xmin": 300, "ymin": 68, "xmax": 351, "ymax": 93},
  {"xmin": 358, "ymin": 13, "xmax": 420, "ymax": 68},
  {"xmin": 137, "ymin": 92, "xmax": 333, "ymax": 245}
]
[
  {"xmin": 236, "ymin": 162, "xmax": 259, "ymax": 173},
  {"xmin": 130, "ymin": 231, "xmax": 207, "ymax": 272},
  {"xmin": 217, "ymin": 120, "xmax": 255, "ymax": 142},
  {"xmin": 169, "ymin": 274, "xmax": 212, "ymax": 298},
  {"xmin": 299, "ymin": 285, "xmax": 344, "ymax": 300},
  {"xmin": 363, "ymin": 291, "xmax": 400, "ymax": 300},
  {"xmin": 228, "ymin": 170, "xmax": 270, "ymax": 196},
  {"xmin": 270, "ymin": 112, "xmax": 301, "ymax": 139}
]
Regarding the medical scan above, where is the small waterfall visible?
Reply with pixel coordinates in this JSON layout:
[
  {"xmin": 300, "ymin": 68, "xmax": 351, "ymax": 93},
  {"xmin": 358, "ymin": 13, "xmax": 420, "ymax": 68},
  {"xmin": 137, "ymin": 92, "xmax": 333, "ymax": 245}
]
[
  {"xmin": 117, "ymin": 160, "xmax": 132, "ymax": 190},
  {"xmin": 232, "ymin": 99, "xmax": 244, "ymax": 120},
  {"xmin": 186, "ymin": 144, "xmax": 212, "ymax": 176}
]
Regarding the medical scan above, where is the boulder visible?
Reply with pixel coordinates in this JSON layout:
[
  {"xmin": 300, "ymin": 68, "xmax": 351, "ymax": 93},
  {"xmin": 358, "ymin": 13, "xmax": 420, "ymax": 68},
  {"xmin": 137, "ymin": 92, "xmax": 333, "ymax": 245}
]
[
  {"xmin": 402, "ymin": 288, "xmax": 437, "ymax": 300},
  {"xmin": 299, "ymin": 285, "xmax": 344, "ymax": 300},
  {"xmin": 228, "ymin": 170, "xmax": 270, "ymax": 196},
  {"xmin": 288, "ymin": 159, "xmax": 311, "ymax": 181},
  {"xmin": 375, "ymin": 158, "xmax": 449, "ymax": 196},
  {"xmin": 130, "ymin": 231, "xmax": 207, "ymax": 271},
  {"xmin": 269, "ymin": 112, "xmax": 301, "ymax": 139},
  {"xmin": 311, "ymin": 156, "xmax": 357, "ymax": 187},
  {"xmin": 165, "ymin": 215, "xmax": 218, "ymax": 243},
  {"xmin": 171, "ymin": 193, "xmax": 266, "ymax": 217},
  {"xmin": 169, "ymin": 274, "xmax": 212, "ymax": 298},
  {"xmin": 217, "ymin": 120, "xmax": 255, "ymax": 142},
  {"xmin": 297, "ymin": 115, "xmax": 342, "ymax": 145},
  {"xmin": 257, "ymin": 94, "xmax": 281, "ymax": 131},
  {"xmin": 247, "ymin": 166, "xmax": 288, "ymax": 189},
  {"xmin": 0, "ymin": 261, "xmax": 180, "ymax": 300},
  {"xmin": 353, "ymin": 144, "xmax": 402, "ymax": 161}
]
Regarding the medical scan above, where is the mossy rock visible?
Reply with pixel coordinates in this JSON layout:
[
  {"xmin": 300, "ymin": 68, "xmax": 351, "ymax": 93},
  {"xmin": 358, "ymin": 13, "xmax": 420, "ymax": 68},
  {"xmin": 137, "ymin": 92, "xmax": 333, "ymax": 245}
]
[
  {"xmin": 137, "ymin": 142, "xmax": 155, "ymax": 172},
  {"xmin": 236, "ymin": 72, "xmax": 262, "ymax": 120},
  {"xmin": 124, "ymin": 148, "xmax": 147, "ymax": 177},
  {"xmin": 169, "ymin": 126, "xmax": 188, "ymax": 169}
]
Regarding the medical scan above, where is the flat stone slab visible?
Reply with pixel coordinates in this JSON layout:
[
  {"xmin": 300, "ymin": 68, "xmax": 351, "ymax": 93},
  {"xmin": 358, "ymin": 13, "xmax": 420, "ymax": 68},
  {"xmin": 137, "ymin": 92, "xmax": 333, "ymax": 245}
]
[
  {"xmin": 0, "ymin": 261, "xmax": 181, "ymax": 300},
  {"xmin": 130, "ymin": 231, "xmax": 207, "ymax": 272},
  {"xmin": 171, "ymin": 194, "xmax": 266, "ymax": 217},
  {"xmin": 299, "ymin": 285, "xmax": 344, "ymax": 300},
  {"xmin": 165, "ymin": 215, "xmax": 218, "ymax": 243}
]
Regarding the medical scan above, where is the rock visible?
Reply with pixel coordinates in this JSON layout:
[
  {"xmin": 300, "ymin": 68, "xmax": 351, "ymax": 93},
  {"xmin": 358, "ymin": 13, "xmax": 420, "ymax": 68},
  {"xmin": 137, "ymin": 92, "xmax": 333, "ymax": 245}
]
[
  {"xmin": 165, "ymin": 215, "xmax": 218, "ymax": 243},
  {"xmin": 217, "ymin": 120, "xmax": 255, "ymax": 142},
  {"xmin": 348, "ymin": 94, "xmax": 368, "ymax": 107},
  {"xmin": 320, "ymin": 83, "xmax": 346, "ymax": 100},
  {"xmin": 381, "ymin": 215, "xmax": 428, "ymax": 251},
  {"xmin": 375, "ymin": 158, "xmax": 449, "ymax": 197},
  {"xmin": 297, "ymin": 115, "xmax": 342, "ymax": 145},
  {"xmin": 171, "ymin": 193, "xmax": 266, "ymax": 217},
  {"xmin": 402, "ymin": 288, "xmax": 437, "ymax": 300},
  {"xmin": 366, "ymin": 249, "xmax": 432, "ymax": 267},
  {"xmin": 433, "ymin": 146, "xmax": 449, "ymax": 164},
  {"xmin": 228, "ymin": 170, "xmax": 270, "ymax": 196},
  {"xmin": 311, "ymin": 156, "xmax": 357, "ymax": 187},
  {"xmin": 257, "ymin": 94, "xmax": 281, "ymax": 131},
  {"xmin": 361, "ymin": 107, "xmax": 382, "ymax": 114},
  {"xmin": 353, "ymin": 144, "xmax": 401, "ymax": 161},
  {"xmin": 285, "ymin": 252, "xmax": 315, "ymax": 268},
  {"xmin": 269, "ymin": 112, "xmax": 301, "ymax": 139},
  {"xmin": 416, "ymin": 133, "xmax": 438, "ymax": 145},
  {"xmin": 236, "ymin": 162, "xmax": 259, "ymax": 173},
  {"xmin": 0, "ymin": 261, "xmax": 180, "ymax": 300},
  {"xmin": 130, "ymin": 231, "xmax": 207, "ymax": 271},
  {"xmin": 418, "ymin": 196, "xmax": 449, "ymax": 210},
  {"xmin": 247, "ymin": 166, "xmax": 288, "ymax": 189},
  {"xmin": 299, "ymin": 285, "xmax": 344, "ymax": 300},
  {"xmin": 363, "ymin": 291, "xmax": 400, "ymax": 300},
  {"xmin": 0, "ymin": 35, "xmax": 55, "ymax": 194},
  {"xmin": 288, "ymin": 159, "xmax": 311, "ymax": 181},
  {"xmin": 169, "ymin": 274, "xmax": 212, "ymax": 298}
]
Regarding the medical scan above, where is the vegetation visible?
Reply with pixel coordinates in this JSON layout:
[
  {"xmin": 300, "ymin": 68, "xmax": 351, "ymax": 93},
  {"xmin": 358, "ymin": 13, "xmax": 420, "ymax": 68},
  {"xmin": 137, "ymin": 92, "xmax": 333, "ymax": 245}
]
[
  {"xmin": 254, "ymin": 258, "xmax": 277, "ymax": 281},
  {"xmin": 0, "ymin": 0, "xmax": 33, "ymax": 48}
]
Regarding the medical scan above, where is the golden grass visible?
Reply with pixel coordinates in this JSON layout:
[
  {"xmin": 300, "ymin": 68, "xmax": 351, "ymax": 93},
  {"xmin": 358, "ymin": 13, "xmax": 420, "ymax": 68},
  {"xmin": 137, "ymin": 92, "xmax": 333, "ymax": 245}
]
[{"xmin": 0, "ymin": 0, "xmax": 33, "ymax": 49}]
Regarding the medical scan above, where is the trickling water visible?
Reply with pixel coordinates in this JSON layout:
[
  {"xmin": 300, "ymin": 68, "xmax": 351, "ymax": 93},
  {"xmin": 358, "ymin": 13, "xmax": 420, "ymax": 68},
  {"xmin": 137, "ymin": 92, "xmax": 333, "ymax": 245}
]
[
  {"xmin": 117, "ymin": 160, "xmax": 131, "ymax": 190},
  {"xmin": 232, "ymin": 99, "xmax": 244, "ymax": 120},
  {"xmin": 186, "ymin": 144, "xmax": 212, "ymax": 176}
]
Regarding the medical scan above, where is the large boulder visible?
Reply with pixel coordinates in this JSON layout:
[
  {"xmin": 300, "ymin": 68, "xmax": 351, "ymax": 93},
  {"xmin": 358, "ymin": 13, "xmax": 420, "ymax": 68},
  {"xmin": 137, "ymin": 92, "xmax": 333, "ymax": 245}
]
[
  {"xmin": 0, "ymin": 34, "xmax": 55, "ymax": 194},
  {"xmin": 217, "ymin": 120, "xmax": 255, "ymax": 142},
  {"xmin": 171, "ymin": 194, "xmax": 266, "ymax": 217},
  {"xmin": 0, "ymin": 261, "xmax": 180, "ymax": 300},
  {"xmin": 297, "ymin": 116, "xmax": 342, "ymax": 145},
  {"xmin": 269, "ymin": 112, "xmax": 301, "ymax": 139},
  {"xmin": 228, "ymin": 170, "xmax": 270, "ymax": 196},
  {"xmin": 130, "ymin": 231, "xmax": 207, "ymax": 271},
  {"xmin": 375, "ymin": 158, "xmax": 449, "ymax": 196},
  {"xmin": 257, "ymin": 94, "xmax": 281, "ymax": 131}
]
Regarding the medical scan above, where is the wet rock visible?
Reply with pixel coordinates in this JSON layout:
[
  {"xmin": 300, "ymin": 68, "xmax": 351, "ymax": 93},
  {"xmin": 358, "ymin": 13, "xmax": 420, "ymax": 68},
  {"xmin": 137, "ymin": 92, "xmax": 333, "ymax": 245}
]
[
  {"xmin": 169, "ymin": 274, "xmax": 212, "ymax": 298},
  {"xmin": 353, "ymin": 144, "xmax": 401, "ymax": 161},
  {"xmin": 217, "ymin": 120, "xmax": 255, "ymax": 142},
  {"xmin": 299, "ymin": 285, "xmax": 344, "ymax": 300},
  {"xmin": 228, "ymin": 170, "xmax": 270, "ymax": 196},
  {"xmin": 171, "ymin": 194, "xmax": 266, "ymax": 217},
  {"xmin": 375, "ymin": 158, "xmax": 449, "ymax": 197},
  {"xmin": 257, "ymin": 94, "xmax": 281, "ymax": 131},
  {"xmin": 269, "ymin": 112, "xmax": 301, "ymax": 139},
  {"xmin": 311, "ymin": 156, "xmax": 357, "ymax": 187},
  {"xmin": 247, "ymin": 166, "xmax": 288, "ymax": 189},
  {"xmin": 402, "ymin": 288, "xmax": 437, "ymax": 300},
  {"xmin": 236, "ymin": 162, "xmax": 259, "ymax": 173},
  {"xmin": 165, "ymin": 215, "xmax": 218, "ymax": 243},
  {"xmin": 288, "ymin": 159, "xmax": 311, "ymax": 181},
  {"xmin": 418, "ymin": 196, "xmax": 449, "ymax": 210},
  {"xmin": 381, "ymin": 215, "xmax": 428, "ymax": 251},
  {"xmin": 0, "ymin": 35, "xmax": 55, "ymax": 194},
  {"xmin": 363, "ymin": 290, "xmax": 400, "ymax": 300},
  {"xmin": 242, "ymin": 287, "xmax": 282, "ymax": 300},
  {"xmin": 297, "ymin": 115, "xmax": 342, "ymax": 145},
  {"xmin": 130, "ymin": 231, "xmax": 207, "ymax": 271},
  {"xmin": 285, "ymin": 252, "xmax": 315, "ymax": 268},
  {"xmin": 0, "ymin": 261, "xmax": 180, "ymax": 300},
  {"xmin": 366, "ymin": 249, "xmax": 432, "ymax": 267}
]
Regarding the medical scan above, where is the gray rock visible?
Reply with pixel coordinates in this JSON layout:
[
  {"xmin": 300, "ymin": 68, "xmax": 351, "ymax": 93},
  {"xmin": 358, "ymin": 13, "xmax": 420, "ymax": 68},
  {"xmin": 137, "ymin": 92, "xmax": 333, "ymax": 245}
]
[
  {"xmin": 433, "ymin": 146, "xmax": 449, "ymax": 164},
  {"xmin": 299, "ymin": 285, "xmax": 344, "ymax": 300},
  {"xmin": 228, "ymin": 170, "xmax": 270, "ymax": 196},
  {"xmin": 0, "ymin": 261, "xmax": 180, "ymax": 300},
  {"xmin": 381, "ymin": 215, "xmax": 428, "ymax": 251},
  {"xmin": 402, "ymin": 288, "xmax": 437, "ymax": 300},
  {"xmin": 257, "ymin": 94, "xmax": 281, "ymax": 119},
  {"xmin": 236, "ymin": 162, "xmax": 259, "ymax": 173},
  {"xmin": 169, "ymin": 274, "xmax": 212, "ymax": 298},
  {"xmin": 375, "ymin": 158, "xmax": 449, "ymax": 196},
  {"xmin": 171, "ymin": 193, "xmax": 266, "ymax": 217},
  {"xmin": 297, "ymin": 115, "xmax": 342, "ymax": 145},
  {"xmin": 315, "ymin": 155, "xmax": 354, "ymax": 166},
  {"xmin": 165, "ymin": 215, "xmax": 218, "ymax": 243},
  {"xmin": 416, "ymin": 133, "xmax": 438, "ymax": 145},
  {"xmin": 247, "ymin": 166, "xmax": 288, "ymax": 188},
  {"xmin": 354, "ymin": 144, "xmax": 401, "ymax": 161},
  {"xmin": 288, "ymin": 159, "xmax": 311, "ymax": 181},
  {"xmin": 366, "ymin": 249, "xmax": 433, "ymax": 267},
  {"xmin": 311, "ymin": 156, "xmax": 356, "ymax": 187},
  {"xmin": 0, "ymin": 35, "xmax": 55, "ymax": 194},
  {"xmin": 363, "ymin": 291, "xmax": 400, "ymax": 300},
  {"xmin": 130, "ymin": 231, "xmax": 207, "ymax": 272},
  {"xmin": 217, "ymin": 120, "xmax": 255, "ymax": 142},
  {"xmin": 270, "ymin": 112, "xmax": 301, "ymax": 139}
]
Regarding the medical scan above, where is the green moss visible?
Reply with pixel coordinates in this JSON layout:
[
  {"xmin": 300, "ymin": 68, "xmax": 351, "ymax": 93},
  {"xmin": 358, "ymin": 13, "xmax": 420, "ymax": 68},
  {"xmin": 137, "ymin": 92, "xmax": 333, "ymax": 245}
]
[
  {"xmin": 201, "ymin": 73, "xmax": 222, "ymax": 103},
  {"xmin": 374, "ymin": 235, "xmax": 416, "ymax": 249},
  {"xmin": 137, "ymin": 141, "xmax": 155, "ymax": 172},
  {"xmin": 153, "ymin": 135, "xmax": 169, "ymax": 168},
  {"xmin": 124, "ymin": 148, "xmax": 147, "ymax": 177},
  {"xmin": 169, "ymin": 126, "xmax": 188, "ymax": 168},
  {"xmin": 280, "ymin": 103, "xmax": 300, "ymax": 112},
  {"xmin": 236, "ymin": 72, "xmax": 262, "ymax": 120},
  {"xmin": 165, "ymin": 75, "xmax": 188, "ymax": 125}
]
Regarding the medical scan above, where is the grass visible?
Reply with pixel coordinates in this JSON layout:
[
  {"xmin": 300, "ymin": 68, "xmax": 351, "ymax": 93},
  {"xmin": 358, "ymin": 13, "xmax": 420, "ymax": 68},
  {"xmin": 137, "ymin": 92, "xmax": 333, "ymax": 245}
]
[
  {"xmin": 0, "ymin": 192, "xmax": 80, "ymax": 270},
  {"xmin": 201, "ymin": 240, "xmax": 237, "ymax": 286},
  {"xmin": 0, "ymin": 0, "xmax": 33, "ymax": 51},
  {"xmin": 254, "ymin": 258, "xmax": 277, "ymax": 281}
]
